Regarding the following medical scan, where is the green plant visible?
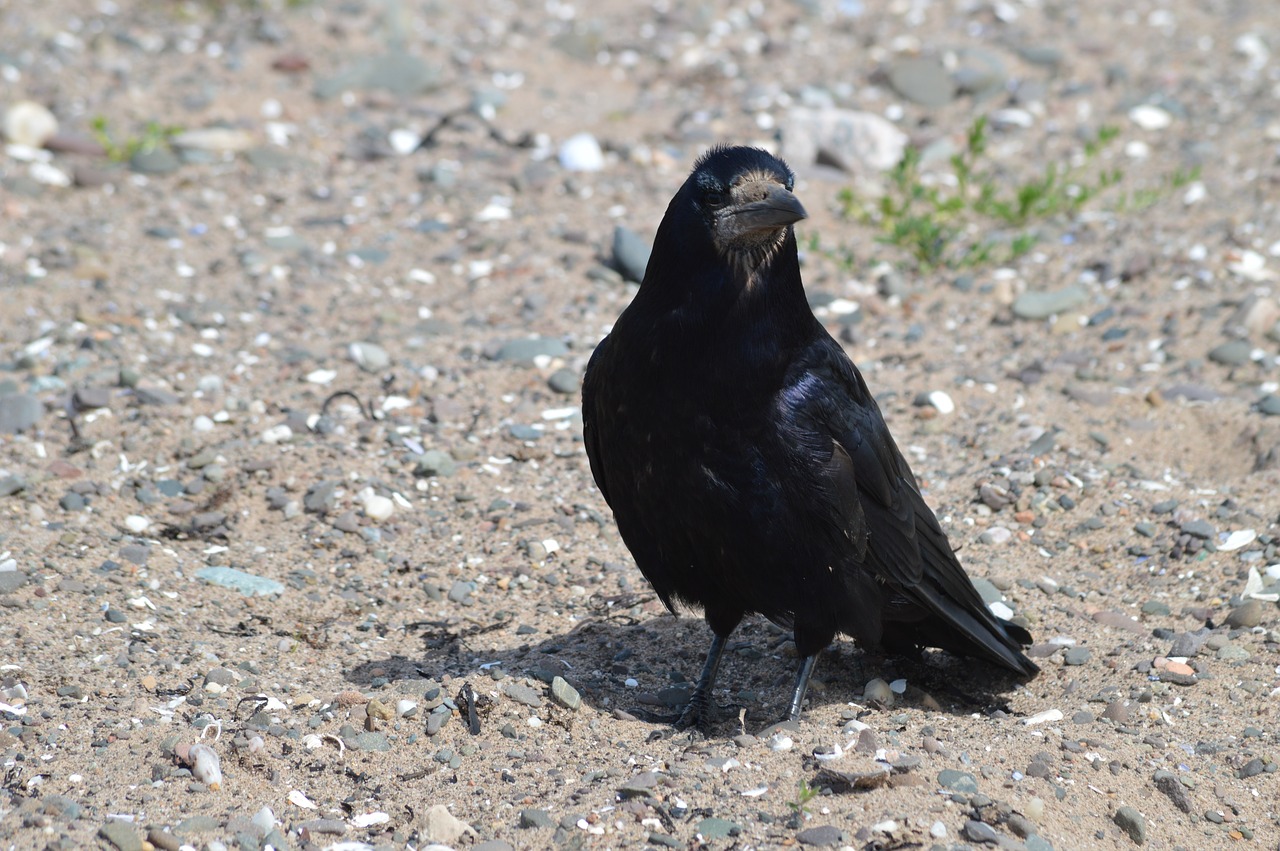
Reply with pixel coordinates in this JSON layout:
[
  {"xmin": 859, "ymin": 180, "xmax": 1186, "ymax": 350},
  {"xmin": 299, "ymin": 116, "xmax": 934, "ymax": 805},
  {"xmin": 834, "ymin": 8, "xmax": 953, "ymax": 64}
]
[
  {"xmin": 90, "ymin": 116, "xmax": 182, "ymax": 162},
  {"xmin": 787, "ymin": 778, "xmax": 820, "ymax": 817},
  {"xmin": 840, "ymin": 116, "xmax": 1150, "ymax": 271}
]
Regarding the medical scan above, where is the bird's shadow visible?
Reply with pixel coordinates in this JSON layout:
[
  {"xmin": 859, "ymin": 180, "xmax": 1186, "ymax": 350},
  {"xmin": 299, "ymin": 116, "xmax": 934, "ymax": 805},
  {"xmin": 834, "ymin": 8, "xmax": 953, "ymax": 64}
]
[{"xmin": 345, "ymin": 611, "xmax": 1030, "ymax": 733}]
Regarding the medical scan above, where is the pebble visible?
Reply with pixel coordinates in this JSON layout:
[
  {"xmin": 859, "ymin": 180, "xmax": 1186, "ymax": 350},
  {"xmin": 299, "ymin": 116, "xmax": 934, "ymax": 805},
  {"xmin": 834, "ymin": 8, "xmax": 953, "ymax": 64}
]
[
  {"xmin": 1012, "ymin": 286, "xmax": 1087, "ymax": 320},
  {"xmin": 1207, "ymin": 340, "xmax": 1252, "ymax": 366},
  {"xmin": 781, "ymin": 107, "xmax": 907, "ymax": 172},
  {"xmin": 1112, "ymin": 806, "xmax": 1146, "ymax": 845},
  {"xmin": 416, "ymin": 450, "xmax": 457, "ymax": 477},
  {"xmin": 558, "ymin": 132, "xmax": 605, "ymax": 171},
  {"xmin": 963, "ymin": 820, "xmax": 1000, "ymax": 844},
  {"xmin": 1023, "ymin": 708, "xmax": 1064, "ymax": 725},
  {"xmin": 1152, "ymin": 770, "xmax": 1192, "ymax": 812},
  {"xmin": 1062, "ymin": 647, "xmax": 1091, "ymax": 666},
  {"xmin": 502, "ymin": 681, "xmax": 542, "ymax": 707},
  {"xmin": 796, "ymin": 825, "xmax": 842, "ymax": 846},
  {"xmin": 1129, "ymin": 104, "xmax": 1172, "ymax": 130},
  {"xmin": 0, "ymin": 393, "xmax": 43, "ymax": 433},
  {"xmin": 979, "ymin": 526, "xmax": 1012, "ymax": 545},
  {"xmin": 4, "ymin": 100, "xmax": 59, "ymax": 148},
  {"xmin": 548, "ymin": 368, "xmax": 580, "ymax": 394},
  {"xmin": 887, "ymin": 56, "xmax": 956, "ymax": 107},
  {"xmin": 519, "ymin": 809, "xmax": 555, "ymax": 829},
  {"xmin": 1225, "ymin": 600, "xmax": 1266, "ymax": 628},
  {"xmin": 1258, "ymin": 394, "xmax": 1280, "ymax": 416},
  {"xmin": 550, "ymin": 676, "xmax": 581, "ymax": 710},
  {"xmin": 196, "ymin": 566, "xmax": 285, "ymax": 597},
  {"xmin": 349, "ymin": 341, "xmax": 390, "ymax": 372},
  {"xmin": 612, "ymin": 225, "xmax": 651, "ymax": 283},
  {"xmin": 863, "ymin": 678, "xmax": 893, "ymax": 704},
  {"xmin": 99, "ymin": 821, "xmax": 145, "ymax": 851},
  {"xmin": 171, "ymin": 128, "xmax": 256, "ymax": 153},
  {"xmin": 937, "ymin": 769, "xmax": 979, "ymax": 793},
  {"xmin": 696, "ymin": 817, "xmax": 740, "ymax": 839},
  {"xmin": 493, "ymin": 337, "xmax": 569, "ymax": 364},
  {"xmin": 130, "ymin": 147, "xmax": 182, "ymax": 175}
]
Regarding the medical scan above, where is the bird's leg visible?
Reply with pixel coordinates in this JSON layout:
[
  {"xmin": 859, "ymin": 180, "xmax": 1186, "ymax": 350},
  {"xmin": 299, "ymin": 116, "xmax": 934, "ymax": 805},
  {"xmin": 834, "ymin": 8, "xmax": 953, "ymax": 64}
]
[
  {"xmin": 675, "ymin": 632, "xmax": 728, "ymax": 729},
  {"xmin": 785, "ymin": 651, "xmax": 819, "ymax": 721}
]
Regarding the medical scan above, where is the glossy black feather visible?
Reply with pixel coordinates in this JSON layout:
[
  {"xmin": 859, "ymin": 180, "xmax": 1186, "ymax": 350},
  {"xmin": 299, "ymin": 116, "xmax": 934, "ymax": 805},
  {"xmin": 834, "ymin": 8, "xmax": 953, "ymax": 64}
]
[{"xmin": 582, "ymin": 147, "xmax": 1037, "ymax": 715}]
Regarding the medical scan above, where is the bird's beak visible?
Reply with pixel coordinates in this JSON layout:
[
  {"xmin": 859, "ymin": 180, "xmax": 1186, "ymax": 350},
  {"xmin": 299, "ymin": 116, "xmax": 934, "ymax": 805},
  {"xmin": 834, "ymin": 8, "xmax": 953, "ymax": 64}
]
[{"xmin": 730, "ymin": 184, "xmax": 808, "ymax": 232}]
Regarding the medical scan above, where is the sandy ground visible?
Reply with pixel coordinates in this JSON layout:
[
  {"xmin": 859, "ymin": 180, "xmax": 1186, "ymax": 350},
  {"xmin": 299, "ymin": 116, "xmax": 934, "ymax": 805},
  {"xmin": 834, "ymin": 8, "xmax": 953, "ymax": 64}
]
[{"xmin": 2, "ymin": 1, "xmax": 1280, "ymax": 850}]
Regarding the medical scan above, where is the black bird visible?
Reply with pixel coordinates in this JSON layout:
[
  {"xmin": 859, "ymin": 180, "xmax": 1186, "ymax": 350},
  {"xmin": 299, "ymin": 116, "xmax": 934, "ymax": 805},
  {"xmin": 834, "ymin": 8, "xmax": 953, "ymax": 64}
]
[{"xmin": 582, "ymin": 146, "xmax": 1037, "ymax": 727}]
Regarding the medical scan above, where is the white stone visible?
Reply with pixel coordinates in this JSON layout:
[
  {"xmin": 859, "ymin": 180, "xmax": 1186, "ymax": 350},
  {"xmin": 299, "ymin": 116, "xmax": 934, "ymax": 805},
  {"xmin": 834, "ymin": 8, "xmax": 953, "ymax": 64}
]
[
  {"xmin": 261, "ymin": 424, "xmax": 293, "ymax": 444},
  {"xmin": 1129, "ymin": 104, "xmax": 1172, "ymax": 130},
  {"xmin": 3, "ymin": 100, "xmax": 58, "ymax": 148},
  {"xmin": 124, "ymin": 515, "xmax": 150, "ymax": 533},
  {"xmin": 1023, "ymin": 708, "xmax": 1064, "ymax": 725},
  {"xmin": 558, "ymin": 132, "xmax": 605, "ymax": 171}
]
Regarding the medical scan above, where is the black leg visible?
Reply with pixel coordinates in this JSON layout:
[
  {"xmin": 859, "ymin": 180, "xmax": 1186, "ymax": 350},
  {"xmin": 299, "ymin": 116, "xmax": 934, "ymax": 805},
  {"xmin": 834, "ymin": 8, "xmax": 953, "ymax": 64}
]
[
  {"xmin": 786, "ymin": 652, "xmax": 819, "ymax": 721},
  {"xmin": 675, "ymin": 631, "xmax": 727, "ymax": 729}
]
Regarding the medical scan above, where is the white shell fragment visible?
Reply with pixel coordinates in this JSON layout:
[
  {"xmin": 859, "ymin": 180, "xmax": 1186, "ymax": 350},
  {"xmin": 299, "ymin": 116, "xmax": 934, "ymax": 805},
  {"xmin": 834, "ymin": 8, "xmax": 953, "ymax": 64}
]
[
  {"xmin": 1023, "ymin": 708, "xmax": 1064, "ymax": 726},
  {"xmin": 351, "ymin": 812, "xmax": 391, "ymax": 828},
  {"xmin": 288, "ymin": 789, "xmax": 318, "ymax": 809},
  {"xmin": 184, "ymin": 743, "xmax": 223, "ymax": 790}
]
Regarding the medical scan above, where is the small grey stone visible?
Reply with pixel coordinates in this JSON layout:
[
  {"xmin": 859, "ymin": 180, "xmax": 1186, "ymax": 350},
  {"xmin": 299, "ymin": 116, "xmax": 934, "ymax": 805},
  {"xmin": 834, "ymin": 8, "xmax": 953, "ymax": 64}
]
[
  {"xmin": 0, "ymin": 475, "xmax": 25, "ymax": 496},
  {"xmin": 426, "ymin": 711, "xmax": 449, "ymax": 736},
  {"xmin": 937, "ymin": 769, "xmax": 979, "ymax": 793},
  {"xmin": 1225, "ymin": 600, "xmax": 1266, "ymax": 629},
  {"xmin": 344, "ymin": 731, "xmax": 391, "ymax": 751},
  {"xmin": 612, "ymin": 225, "xmax": 651, "ymax": 283},
  {"xmin": 796, "ymin": 825, "xmax": 842, "ymax": 846},
  {"xmin": 73, "ymin": 386, "xmax": 112, "ymax": 409},
  {"xmin": 303, "ymin": 481, "xmax": 338, "ymax": 513},
  {"xmin": 963, "ymin": 820, "xmax": 999, "ymax": 844},
  {"xmin": 548, "ymin": 368, "xmax": 580, "ymax": 394},
  {"xmin": 245, "ymin": 147, "xmax": 295, "ymax": 172},
  {"xmin": 1101, "ymin": 701, "xmax": 1130, "ymax": 723},
  {"xmin": 1017, "ymin": 45, "xmax": 1064, "ymax": 67},
  {"xmin": 1151, "ymin": 770, "xmax": 1192, "ymax": 810},
  {"xmin": 1151, "ymin": 499, "xmax": 1178, "ymax": 515},
  {"xmin": 135, "ymin": 385, "xmax": 180, "ymax": 406},
  {"xmin": 696, "ymin": 817, "xmax": 740, "ymax": 839},
  {"xmin": 448, "ymin": 580, "xmax": 477, "ymax": 604},
  {"xmin": 416, "ymin": 449, "xmax": 457, "ymax": 477},
  {"xmin": 493, "ymin": 336, "xmax": 569, "ymax": 364},
  {"xmin": 474, "ymin": 841, "xmax": 515, "ymax": 851},
  {"xmin": 970, "ymin": 577, "xmax": 1003, "ymax": 605},
  {"xmin": 1112, "ymin": 806, "xmax": 1146, "ymax": 845},
  {"xmin": 0, "ymin": 570, "xmax": 28, "ymax": 594},
  {"xmin": 1258, "ymin": 394, "xmax": 1280, "ymax": 416},
  {"xmin": 1012, "ymin": 286, "xmax": 1087, "ymax": 320},
  {"xmin": 0, "ymin": 393, "xmax": 43, "ymax": 433},
  {"xmin": 519, "ymin": 809, "xmax": 555, "ymax": 829},
  {"xmin": 502, "ymin": 681, "xmax": 543, "ymax": 707},
  {"xmin": 1179, "ymin": 518, "xmax": 1215, "ymax": 539},
  {"xmin": 887, "ymin": 56, "xmax": 956, "ymax": 107},
  {"xmin": 60, "ymin": 492, "xmax": 87, "ymax": 511},
  {"xmin": 1062, "ymin": 647, "xmax": 1091, "ymax": 666},
  {"xmin": 1236, "ymin": 757, "xmax": 1265, "ymax": 779},
  {"xmin": 99, "ymin": 821, "xmax": 145, "ymax": 851},
  {"xmin": 175, "ymin": 816, "xmax": 220, "ymax": 834},
  {"xmin": 195, "ymin": 566, "xmax": 285, "ymax": 597},
  {"xmin": 1207, "ymin": 340, "xmax": 1251, "ymax": 366},
  {"xmin": 129, "ymin": 147, "xmax": 181, "ymax": 175},
  {"xmin": 331, "ymin": 510, "xmax": 360, "ymax": 533},
  {"xmin": 349, "ymin": 341, "xmax": 390, "ymax": 372},
  {"xmin": 1026, "ymin": 836, "xmax": 1055, "ymax": 851},
  {"xmin": 550, "ymin": 676, "xmax": 581, "ymax": 710}
]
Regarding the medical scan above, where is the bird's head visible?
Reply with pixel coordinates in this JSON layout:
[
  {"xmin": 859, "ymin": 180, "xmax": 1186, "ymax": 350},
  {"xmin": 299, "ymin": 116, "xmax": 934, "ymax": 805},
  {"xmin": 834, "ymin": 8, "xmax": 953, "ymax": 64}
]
[{"xmin": 685, "ymin": 146, "xmax": 808, "ymax": 269}]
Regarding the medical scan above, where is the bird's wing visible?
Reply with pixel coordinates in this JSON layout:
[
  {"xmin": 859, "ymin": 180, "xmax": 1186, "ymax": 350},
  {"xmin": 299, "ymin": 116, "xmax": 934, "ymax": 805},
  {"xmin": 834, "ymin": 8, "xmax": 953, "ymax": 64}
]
[
  {"xmin": 786, "ymin": 338, "xmax": 988, "ymax": 613},
  {"xmin": 581, "ymin": 338, "xmax": 612, "ymax": 507}
]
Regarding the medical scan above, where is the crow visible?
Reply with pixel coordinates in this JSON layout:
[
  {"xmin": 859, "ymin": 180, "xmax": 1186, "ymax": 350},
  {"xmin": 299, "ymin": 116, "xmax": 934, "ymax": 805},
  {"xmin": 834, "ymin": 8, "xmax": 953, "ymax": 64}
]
[{"xmin": 582, "ymin": 146, "xmax": 1037, "ymax": 727}]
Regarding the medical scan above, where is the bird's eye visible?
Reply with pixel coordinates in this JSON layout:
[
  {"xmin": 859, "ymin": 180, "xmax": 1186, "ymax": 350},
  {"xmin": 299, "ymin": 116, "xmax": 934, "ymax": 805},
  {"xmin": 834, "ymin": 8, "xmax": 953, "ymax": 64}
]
[{"xmin": 703, "ymin": 190, "xmax": 726, "ymax": 208}]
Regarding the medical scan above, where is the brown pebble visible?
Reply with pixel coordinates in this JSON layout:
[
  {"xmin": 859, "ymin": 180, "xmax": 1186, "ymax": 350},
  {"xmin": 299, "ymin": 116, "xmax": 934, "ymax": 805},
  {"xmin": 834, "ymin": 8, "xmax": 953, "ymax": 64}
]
[{"xmin": 336, "ymin": 690, "xmax": 368, "ymax": 707}]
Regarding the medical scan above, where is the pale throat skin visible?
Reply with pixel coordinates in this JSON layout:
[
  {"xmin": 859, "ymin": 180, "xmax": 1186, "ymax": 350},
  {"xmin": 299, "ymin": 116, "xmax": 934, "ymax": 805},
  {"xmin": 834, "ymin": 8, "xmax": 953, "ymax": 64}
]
[{"xmin": 703, "ymin": 167, "xmax": 809, "ymax": 271}]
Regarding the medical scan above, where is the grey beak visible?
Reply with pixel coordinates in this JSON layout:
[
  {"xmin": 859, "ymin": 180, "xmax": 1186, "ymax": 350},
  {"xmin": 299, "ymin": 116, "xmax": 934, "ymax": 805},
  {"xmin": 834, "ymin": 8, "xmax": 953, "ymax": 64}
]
[{"xmin": 731, "ymin": 184, "xmax": 808, "ymax": 231}]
